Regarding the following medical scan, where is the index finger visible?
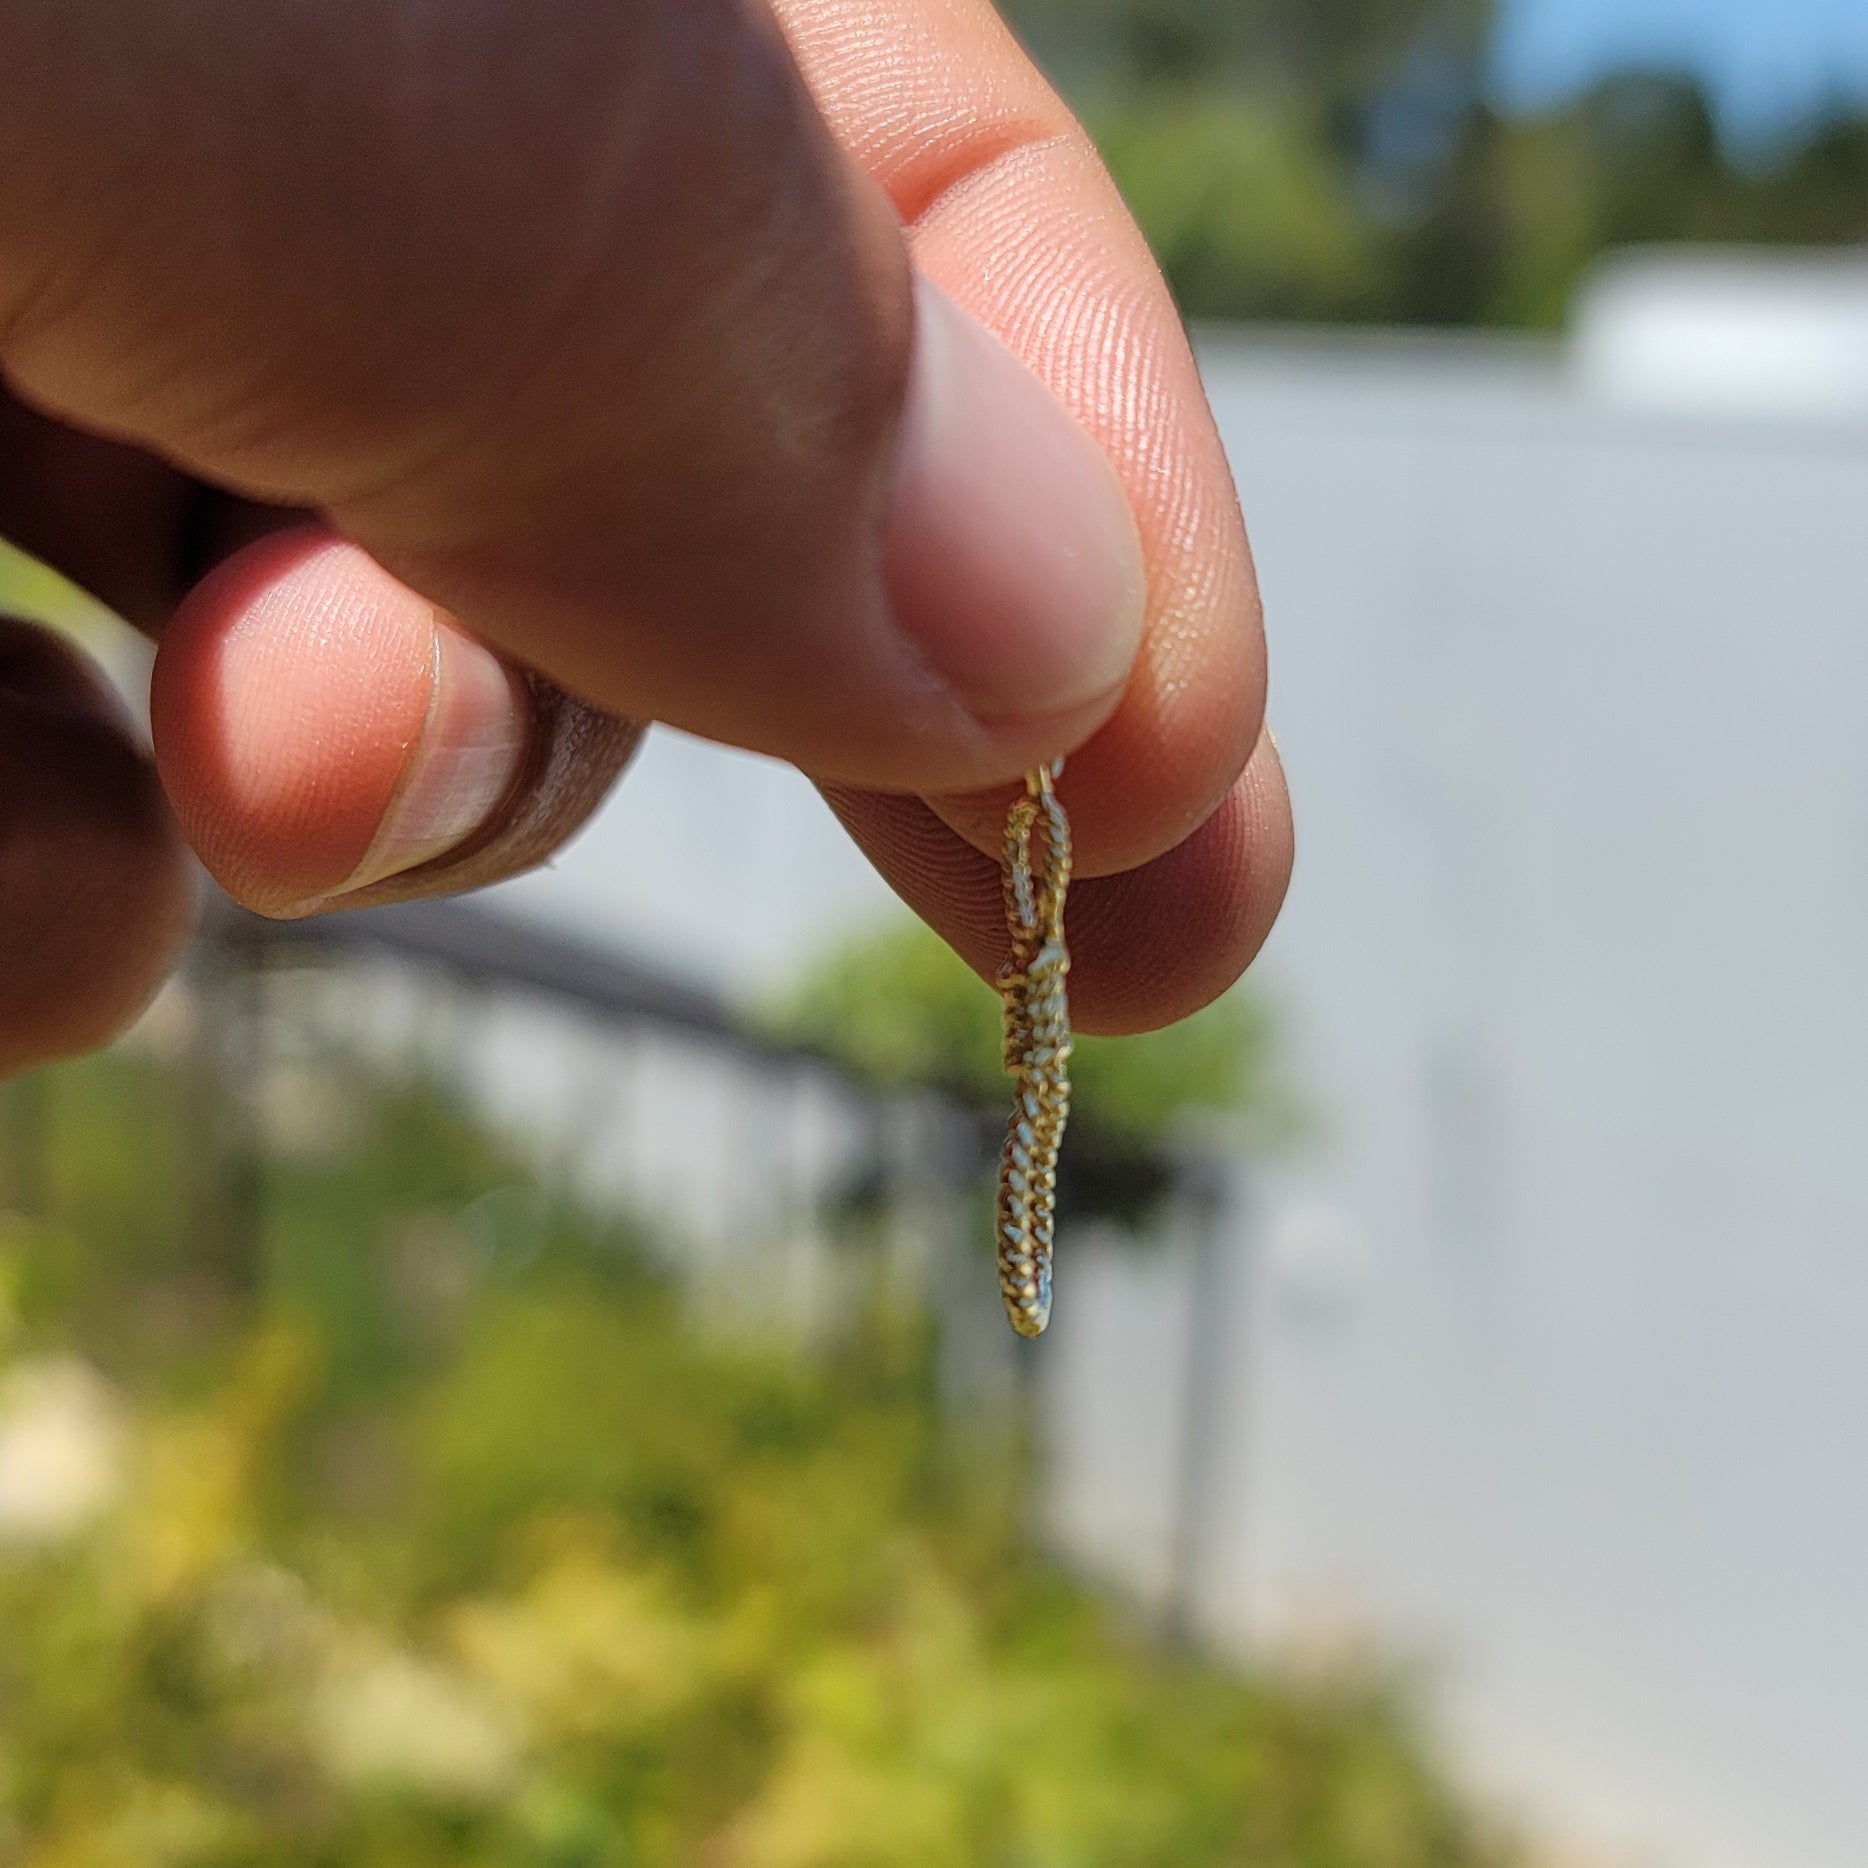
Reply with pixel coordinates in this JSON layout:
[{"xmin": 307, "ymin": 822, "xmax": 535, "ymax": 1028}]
[{"xmin": 777, "ymin": 0, "xmax": 1268, "ymax": 881}]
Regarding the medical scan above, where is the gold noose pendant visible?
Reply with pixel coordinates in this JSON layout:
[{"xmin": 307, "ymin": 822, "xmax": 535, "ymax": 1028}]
[{"xmin": 995, "ymin": 760, "xmax": 1073, "ymax": 1337}]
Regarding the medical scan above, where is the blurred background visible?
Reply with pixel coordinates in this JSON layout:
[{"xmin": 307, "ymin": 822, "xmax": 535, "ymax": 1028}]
[{"xmin": 3, "ymin": 0, "xmax": 1867, "ymax": 1863}]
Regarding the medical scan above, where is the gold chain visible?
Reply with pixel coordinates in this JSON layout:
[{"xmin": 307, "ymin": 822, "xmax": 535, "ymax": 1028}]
[{"xmin": 995, "ymin": 760, "xmax": 1073, "ymax": 1337}]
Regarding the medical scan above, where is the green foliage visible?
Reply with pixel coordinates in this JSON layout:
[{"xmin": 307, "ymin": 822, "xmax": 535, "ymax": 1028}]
[
  {"xmin": 1484, "ymin": 80, "xmax": 1868, "ymax": 327},
  {"xmin": 770, "ymin": 917, "xmax": 1287, "ymax": 1153},
  {"xmin": 998, "ymin": 0, "xmax": 1868, "ymax": 330},
  {"xmin": 1087, "ymin": 91, "xmax": 1383, "ymax": 321},
  {"xmin": 0, "ymin": 1049, "xmax": 1508, "ymax": 1866},
  {"xmin": 1006, "ymin": 0, "xmax": 1489, "ymax": 106}
]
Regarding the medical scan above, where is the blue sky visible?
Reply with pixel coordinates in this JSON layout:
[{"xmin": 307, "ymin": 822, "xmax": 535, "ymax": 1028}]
[{"xmin": 1494, "ymin": 0, "xmax": 1868, "ymax": 143}]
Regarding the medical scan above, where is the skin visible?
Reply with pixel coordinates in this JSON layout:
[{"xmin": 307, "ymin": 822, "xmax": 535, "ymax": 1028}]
[{"xmin": 0, "ymin": 0, "xmax": 1293, "ymax": 1072}]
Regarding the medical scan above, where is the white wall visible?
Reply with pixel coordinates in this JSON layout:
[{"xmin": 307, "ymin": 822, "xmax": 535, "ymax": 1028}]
[
  {"xmin": 488, "ymin": 726, "xmax": 896, "ymax": 999},
  {"xmin": 1196, "ymin": 333, "xmax": 1868, "ymax": 1868}
]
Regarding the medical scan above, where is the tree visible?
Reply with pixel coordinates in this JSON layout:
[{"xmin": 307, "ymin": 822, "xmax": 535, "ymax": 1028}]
[{"xmin": 994, "ymin": 0, "xmax": 1868, "ymax": 331}]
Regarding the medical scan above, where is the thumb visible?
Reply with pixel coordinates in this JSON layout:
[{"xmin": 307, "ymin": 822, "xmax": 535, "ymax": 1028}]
[{"xmin": 0, "ymin": 0, "xmax": 1142, "ymax": 790}]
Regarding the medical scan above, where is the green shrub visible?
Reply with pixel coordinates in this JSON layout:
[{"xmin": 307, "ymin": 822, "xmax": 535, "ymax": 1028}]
[
  {"xmin": 0, "ymin": 1051, "xmax": 1507, "ymax": 1866},
  {"xmin": 770, "ymin": 917, "xmax": 1295, "ymax": 1154}
]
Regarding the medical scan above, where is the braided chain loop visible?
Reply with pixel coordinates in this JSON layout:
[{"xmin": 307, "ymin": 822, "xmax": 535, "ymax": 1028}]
[{"xmin": 996, "ymin": 760, "xmax": 1073, "ymax": 1337}]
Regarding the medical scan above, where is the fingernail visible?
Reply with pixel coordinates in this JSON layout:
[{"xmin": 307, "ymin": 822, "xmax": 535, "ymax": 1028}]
[
  {"xmin": 885, "ymin": 276, "xmax": 1147, "ymax": 725},
  {"xmin": 319, "ymin": 623, "xmax": 530, "ymax": 904}
]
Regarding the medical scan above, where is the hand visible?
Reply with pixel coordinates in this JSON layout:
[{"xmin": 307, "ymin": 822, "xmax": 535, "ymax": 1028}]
[{"xmin": 0, "ymin": 0, "xmax": 1292, "ymax": 1076}]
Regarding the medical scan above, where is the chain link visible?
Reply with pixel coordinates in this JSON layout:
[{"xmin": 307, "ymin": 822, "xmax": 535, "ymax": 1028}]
[{"xmin": 995, "ymin": 760, "xmax": 1072, "ymax": 1337}]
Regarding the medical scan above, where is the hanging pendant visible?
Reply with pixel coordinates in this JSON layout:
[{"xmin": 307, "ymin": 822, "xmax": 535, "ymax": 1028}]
[{"xmin": 995, "ymin": 760, "xmax": 1073, "ymax": 1337}]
